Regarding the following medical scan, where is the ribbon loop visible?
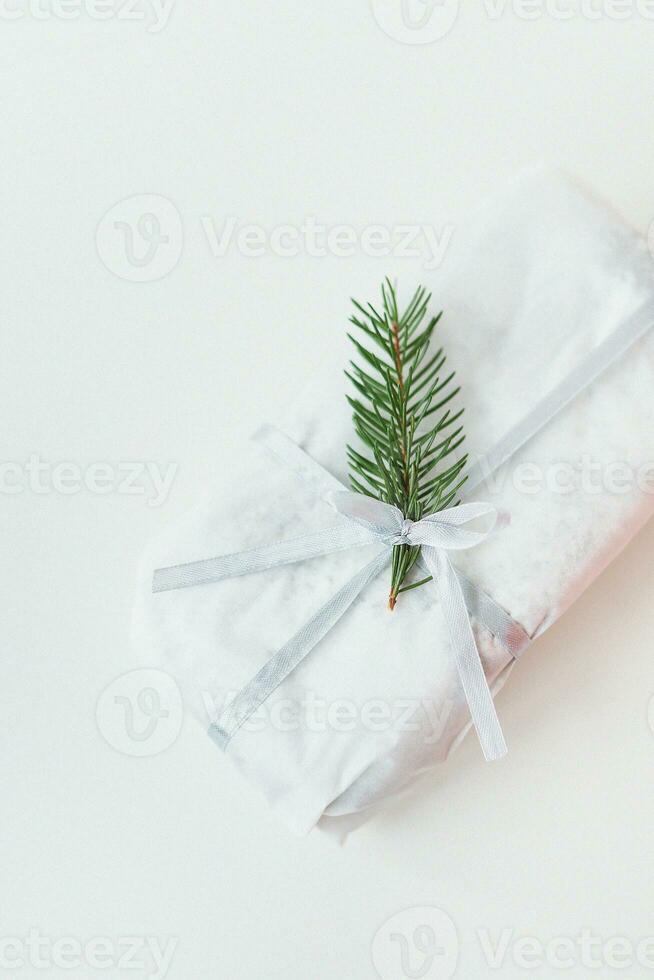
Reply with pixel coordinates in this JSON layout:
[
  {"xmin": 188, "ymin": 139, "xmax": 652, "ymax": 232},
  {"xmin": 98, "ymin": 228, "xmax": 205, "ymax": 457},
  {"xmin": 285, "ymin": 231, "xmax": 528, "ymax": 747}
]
[
  {"xmin": 325, "ymin": 490, "xmax": 404, "ymax": 540},
  {"xmin": 406, "ymin": 502, "xmax": 498, "ymax": 550}
]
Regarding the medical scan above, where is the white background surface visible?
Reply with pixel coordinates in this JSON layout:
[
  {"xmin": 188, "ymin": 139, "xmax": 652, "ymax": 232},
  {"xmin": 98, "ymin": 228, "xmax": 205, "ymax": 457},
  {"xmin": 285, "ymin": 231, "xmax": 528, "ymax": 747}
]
[{"xmin": 2, "ymin": 2, "xmax": 654, "ymax": 978}]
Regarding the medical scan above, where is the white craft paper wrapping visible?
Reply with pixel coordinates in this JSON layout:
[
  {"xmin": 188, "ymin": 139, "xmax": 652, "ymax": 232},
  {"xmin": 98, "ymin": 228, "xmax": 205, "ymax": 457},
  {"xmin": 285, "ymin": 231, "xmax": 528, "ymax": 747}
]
[{"xmin": 134, "ymin": 172, "xmax": 654, "ymax": 836}]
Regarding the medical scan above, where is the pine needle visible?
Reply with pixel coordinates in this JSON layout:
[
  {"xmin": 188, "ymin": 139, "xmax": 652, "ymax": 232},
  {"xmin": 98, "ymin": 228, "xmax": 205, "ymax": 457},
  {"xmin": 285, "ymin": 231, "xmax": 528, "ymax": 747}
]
[{"xmin": 346, "ymin": 279, "xmax": 468, "ymax": 609}]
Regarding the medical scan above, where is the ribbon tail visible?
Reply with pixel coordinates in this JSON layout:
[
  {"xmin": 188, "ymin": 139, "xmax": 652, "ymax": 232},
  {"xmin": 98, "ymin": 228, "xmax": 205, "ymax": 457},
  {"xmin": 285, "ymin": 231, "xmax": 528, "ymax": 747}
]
[
  {"xmin": 415, "ymin": 556, "xmax": 531, "ymax": 660},
  {"xmin": 152, "ymin": 524, "xmax": 381, "ymax": 593},
  {"xmin": 455, "ymin": 570, "xmax": 530, "ymax": 659},
  {"xmin": 253, "ymin": 424, "xmax": 347, "ymax": 495},
  {"xmin": 422, "ymin": 546, "xmax": 508, "ymax": 762},
  {"xmin": 210, "ymin": 548, "xmax": 392, "ymax": 748}
]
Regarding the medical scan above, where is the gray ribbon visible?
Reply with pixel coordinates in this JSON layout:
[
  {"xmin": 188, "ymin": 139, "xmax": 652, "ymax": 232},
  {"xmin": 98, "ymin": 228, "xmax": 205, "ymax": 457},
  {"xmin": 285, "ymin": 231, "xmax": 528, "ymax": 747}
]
[
  {"xmin": 462, "ymin": 301, "xmax": 654, "ymax": 495},
  {"xmin": 154, "ymin": 485, "xmax": 525, "ymax": 762}
]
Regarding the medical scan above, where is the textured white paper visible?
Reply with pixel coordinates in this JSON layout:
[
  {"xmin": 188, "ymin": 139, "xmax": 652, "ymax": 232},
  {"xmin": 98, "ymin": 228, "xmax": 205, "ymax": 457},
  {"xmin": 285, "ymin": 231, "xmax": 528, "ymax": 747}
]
[{"xmin": 134, "ymin": 172, "xmax": 654, "ymax": 836}]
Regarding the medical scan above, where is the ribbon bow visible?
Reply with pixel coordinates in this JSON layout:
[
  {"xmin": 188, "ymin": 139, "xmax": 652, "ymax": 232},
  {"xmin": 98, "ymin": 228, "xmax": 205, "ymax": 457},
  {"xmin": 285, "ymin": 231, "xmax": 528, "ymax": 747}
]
[{"xmin": 154, "ymin": 449, "xmax": 526, "ymax": 762}]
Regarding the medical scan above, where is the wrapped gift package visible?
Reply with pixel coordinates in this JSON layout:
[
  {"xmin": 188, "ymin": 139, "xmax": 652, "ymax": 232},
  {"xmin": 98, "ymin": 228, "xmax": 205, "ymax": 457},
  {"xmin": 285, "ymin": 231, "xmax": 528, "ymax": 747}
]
[{"xmin": 134, "ymin": 171, "xmax": 654, "ymax": 837}]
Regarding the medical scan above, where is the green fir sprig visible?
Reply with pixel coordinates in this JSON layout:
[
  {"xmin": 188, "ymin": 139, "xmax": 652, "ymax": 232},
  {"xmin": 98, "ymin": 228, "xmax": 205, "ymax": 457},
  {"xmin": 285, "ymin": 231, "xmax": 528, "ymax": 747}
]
[{"xmin": 346, "ymin": 279, "xmax": 468, "ymax": 609}]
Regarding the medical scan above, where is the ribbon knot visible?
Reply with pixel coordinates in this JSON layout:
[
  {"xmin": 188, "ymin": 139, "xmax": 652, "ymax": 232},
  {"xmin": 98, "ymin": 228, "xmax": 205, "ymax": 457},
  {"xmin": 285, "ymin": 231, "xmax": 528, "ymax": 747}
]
[
  {"xmin": 394, "ymin": 518, "xmax": 415, "ymax": 546},
  {"xmin": 153, "ymin": 447, "xmax": 527, "ymax": 764}
]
